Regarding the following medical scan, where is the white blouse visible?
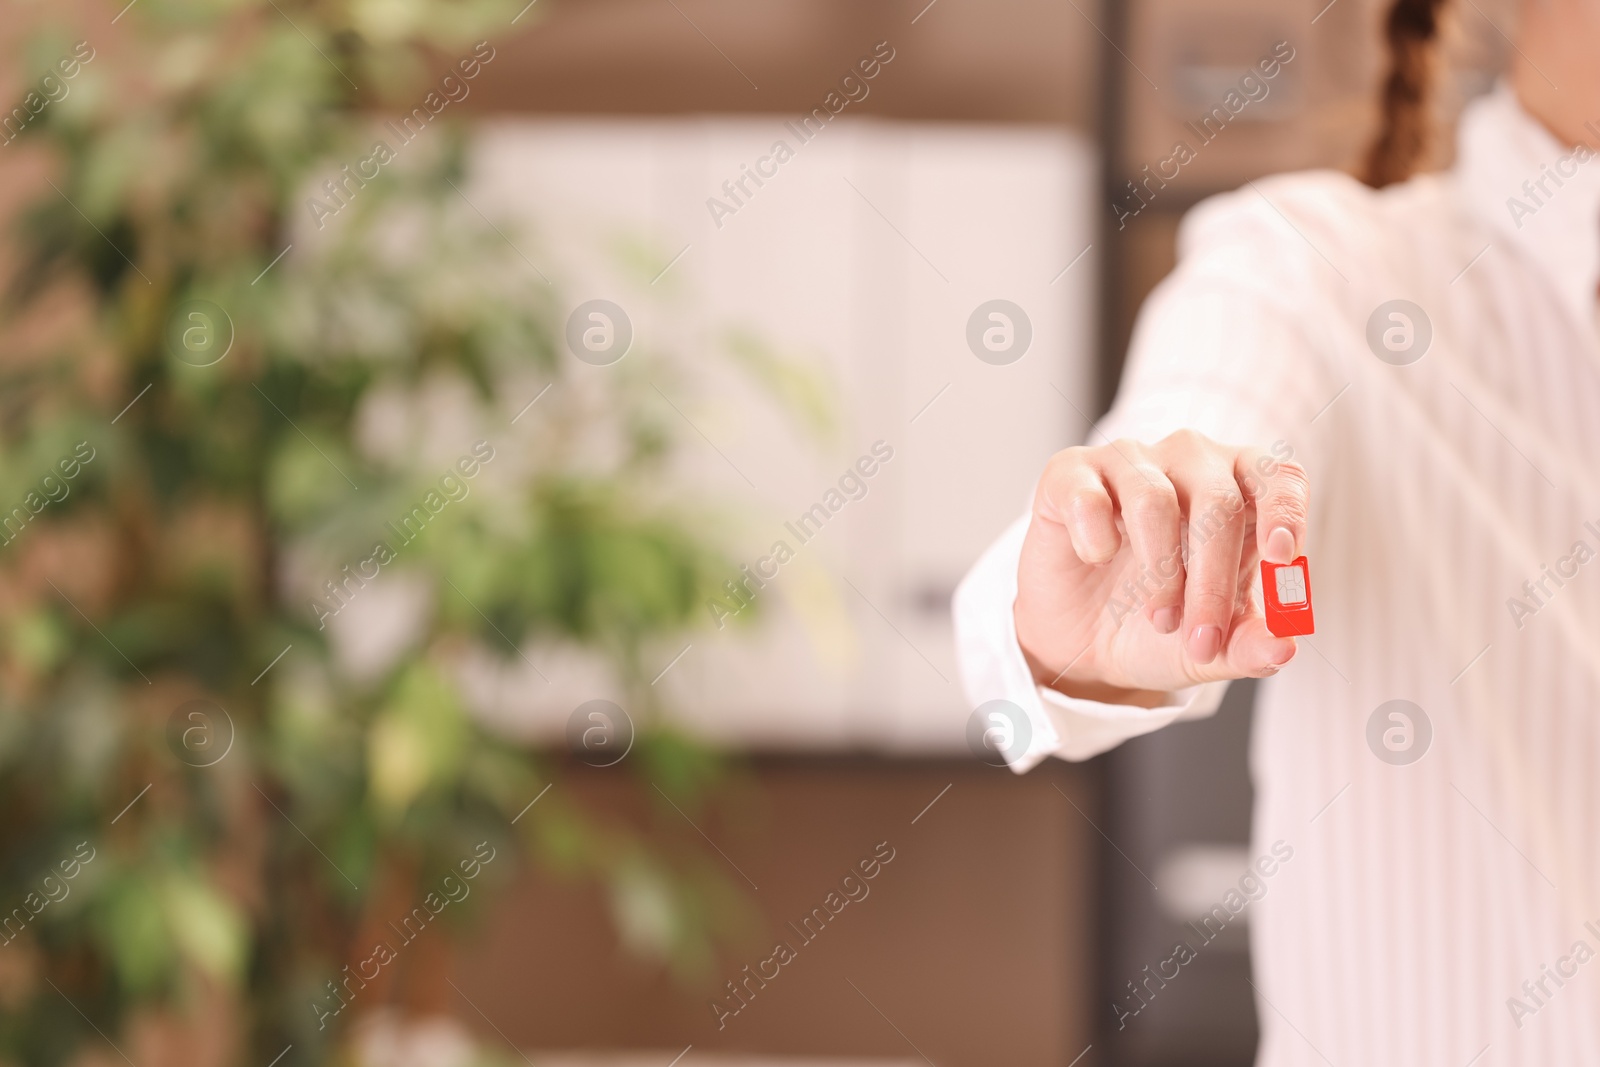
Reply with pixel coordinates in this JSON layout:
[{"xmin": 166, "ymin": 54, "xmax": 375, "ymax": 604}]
[{"xmin": 954, "ymin": 84, "xmax": 1600, "ymax": 1066}]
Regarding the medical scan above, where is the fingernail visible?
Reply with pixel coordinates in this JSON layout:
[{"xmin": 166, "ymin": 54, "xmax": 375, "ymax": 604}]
[
  {"xmin": 1153, "ymin": 607, "xmax": 1181, "ymax": 634},
  {"xmin": 1259, "ymin": 664, "xmax": 1280, "ymax": 676},
  {"xmin": 1188, "ymin": 625, "xmax": 1223, "ymax": 663},
  {"xmin": 1265, "ymin": 527, "xmax": 1296, "ymax": 564}
]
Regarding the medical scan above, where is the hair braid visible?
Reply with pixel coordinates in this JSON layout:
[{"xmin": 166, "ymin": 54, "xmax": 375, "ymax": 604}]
[{"xmin": 1361, "ymin": 0, "xmax": 1452, "ymax": 188}]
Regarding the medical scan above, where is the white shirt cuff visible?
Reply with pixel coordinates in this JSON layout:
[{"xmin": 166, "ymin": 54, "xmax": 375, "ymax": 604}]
[{"xmin": 952, "ymin": 513, "xmax": 1230, "ymax": 771}]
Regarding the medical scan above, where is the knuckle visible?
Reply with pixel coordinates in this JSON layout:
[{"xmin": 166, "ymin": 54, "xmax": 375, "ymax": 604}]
[
  {"xmin": 1204, "ymin": 482, "xmax": 1247, "ymax": 516},
  {"xmin": 1185, "ymin": 582, "xmax": 1234, "ymax": 615},
  {"xmin": 1051, "ymin": 444, "xmax": 1094, "ymax": 469},
  {"xmin": 1267, "ymin": 472, "xmax": 1311, "ymax": 525},
  {"xmin": 1105, "ymin": 439, "xmax": 1156, "ymax": 472},
  {"xmin": 1268, "ymin": 459, "xmax": 1311, "ymax": 500},
  {"xmin": 1042, "ymin": 450, "xmax": 1083, "ymax": 488},
  {"xmin": 1040, "ymin": 450, "xmax": 1092, "ymax": 499},
  {"xmin": 1123, "ymin": 482, "xmax": 1179, "ymax": 523},
  {"xmin": 1273, "ymin": 496, "xmax": 1310, "ymax": 529},
  {"xmin": 1065, "ymin": 487, "xmax": 1111, "ymax": 520},
  {"xmin": 1162, "ymin": 427, "xmax": 1212, "ymax": 455}
]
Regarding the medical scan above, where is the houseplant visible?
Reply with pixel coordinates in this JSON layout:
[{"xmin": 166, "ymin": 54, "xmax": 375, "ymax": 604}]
[{"xmin": 0, "ymin": 1, "xmax": 757, "ymax": 1063}]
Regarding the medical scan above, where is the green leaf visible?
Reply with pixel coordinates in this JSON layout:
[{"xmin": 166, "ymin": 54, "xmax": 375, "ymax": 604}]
[
  {"xmin": 367, "ymin": 661, "xmax": 466, "ymax": 818},
  {"xmin": 9, "ymin": 610, "xmax": 69, "ymax": 673},
  {"xmin": 161, "ymin": 873, "xmax": 248, "ymax": 982},
  {"xmin": 96, "ymin": 875, "xmax": 176, "ymax": 994}
]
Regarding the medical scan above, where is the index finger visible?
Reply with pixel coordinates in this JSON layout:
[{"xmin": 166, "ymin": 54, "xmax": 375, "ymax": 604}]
[{"xmin": 1235, "ymin": 447, "xmax": 1310, "ymax": 564}]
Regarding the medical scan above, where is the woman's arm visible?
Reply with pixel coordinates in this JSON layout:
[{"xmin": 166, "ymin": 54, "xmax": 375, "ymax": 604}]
[{"xmin": 955, "ymin": 181, "xmax": 1343, "ymax": 766}]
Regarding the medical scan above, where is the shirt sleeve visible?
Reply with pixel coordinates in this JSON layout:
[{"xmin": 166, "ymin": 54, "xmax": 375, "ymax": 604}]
[
  {"xmin": 1100, "ymin": 180, "xmax": 1347, "ymax": 455},
  {"xmin": 952, "ymin": 179, "xmax": 1346, "ymax": 770}
]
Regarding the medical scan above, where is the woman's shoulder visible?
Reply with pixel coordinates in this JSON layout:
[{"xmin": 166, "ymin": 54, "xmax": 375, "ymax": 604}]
[
  {"xmin": 1171, "ymin": 167, "xmax": 1459, "ymax": 307},
  {"xmin": 1174, "ymin": 168, "xmax": 1454, "ymax": 291}
]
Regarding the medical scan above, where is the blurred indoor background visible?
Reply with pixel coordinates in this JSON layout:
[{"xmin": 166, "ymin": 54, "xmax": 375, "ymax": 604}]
[{"xmin": 0, "ymin": 0, "xmax": 1516, "ymax": 1065}]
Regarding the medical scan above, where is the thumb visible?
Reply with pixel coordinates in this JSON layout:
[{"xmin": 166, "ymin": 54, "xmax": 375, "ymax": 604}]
[{"xmin": 1200, "ymin": 611, "xmax": 1298, "ymax": 681}]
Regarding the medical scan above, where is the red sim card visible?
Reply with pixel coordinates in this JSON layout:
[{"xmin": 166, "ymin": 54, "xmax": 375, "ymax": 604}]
[{"xmin": 1260, "ymin": 556, "xmax": 1314, "ymax": 637}]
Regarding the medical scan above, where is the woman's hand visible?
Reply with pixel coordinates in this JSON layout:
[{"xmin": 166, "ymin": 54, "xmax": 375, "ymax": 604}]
[{"xmin": 1015, "ymin": 429, "xmax": 1309, "ymax": 704}]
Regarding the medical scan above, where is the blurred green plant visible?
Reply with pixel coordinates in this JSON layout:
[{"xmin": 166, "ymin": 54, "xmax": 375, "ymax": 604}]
[{"xmin": 0, "ymin": 1, "xmax": 763, "ymax": 1064}]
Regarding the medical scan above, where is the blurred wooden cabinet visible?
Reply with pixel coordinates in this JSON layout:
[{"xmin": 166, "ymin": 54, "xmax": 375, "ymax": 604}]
[{"xmin": 451, "ymin": 758, "xmax": 1100, "ymax": 1067}]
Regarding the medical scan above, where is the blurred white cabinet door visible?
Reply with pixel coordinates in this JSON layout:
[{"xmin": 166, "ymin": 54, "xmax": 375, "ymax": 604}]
[{"xmin": 470, "ymin": 116, "xmax": 1096, "ymax": 754}]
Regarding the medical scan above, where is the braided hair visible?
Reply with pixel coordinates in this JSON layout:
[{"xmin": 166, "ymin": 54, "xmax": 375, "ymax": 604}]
[{"xmin": 1360, "ymin": 0, "xmax": 1453, "ymax": 187}]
